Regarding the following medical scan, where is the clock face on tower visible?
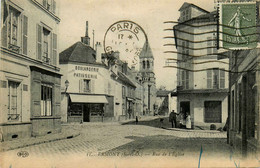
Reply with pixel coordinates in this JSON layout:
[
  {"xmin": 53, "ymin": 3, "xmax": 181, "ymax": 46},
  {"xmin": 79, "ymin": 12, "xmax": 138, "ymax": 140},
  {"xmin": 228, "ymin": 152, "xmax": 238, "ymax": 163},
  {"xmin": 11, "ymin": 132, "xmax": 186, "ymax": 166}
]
[{"xmin": 104, "ymin": 20, "xmax": 147, "ymax": 70}]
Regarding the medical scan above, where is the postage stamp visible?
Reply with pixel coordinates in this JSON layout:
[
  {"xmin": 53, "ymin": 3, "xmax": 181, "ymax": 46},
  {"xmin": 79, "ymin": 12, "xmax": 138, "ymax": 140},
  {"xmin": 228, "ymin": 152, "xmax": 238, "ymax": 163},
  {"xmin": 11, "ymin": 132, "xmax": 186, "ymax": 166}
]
[
  {"xmin": 104, "ymin": 20, "xmax": 147, "ymax": 69},
  {"xmin": 220, "ymin": 2, "xmax": 257, "ymax": 49}
]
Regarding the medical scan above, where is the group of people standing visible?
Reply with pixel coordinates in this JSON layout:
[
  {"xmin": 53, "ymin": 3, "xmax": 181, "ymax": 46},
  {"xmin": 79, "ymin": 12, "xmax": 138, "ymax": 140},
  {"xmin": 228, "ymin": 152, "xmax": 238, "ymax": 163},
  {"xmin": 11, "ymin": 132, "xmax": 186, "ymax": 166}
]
[{"xmin": 169, "ymin": 110, "xmax": 191, "ymax": 129}]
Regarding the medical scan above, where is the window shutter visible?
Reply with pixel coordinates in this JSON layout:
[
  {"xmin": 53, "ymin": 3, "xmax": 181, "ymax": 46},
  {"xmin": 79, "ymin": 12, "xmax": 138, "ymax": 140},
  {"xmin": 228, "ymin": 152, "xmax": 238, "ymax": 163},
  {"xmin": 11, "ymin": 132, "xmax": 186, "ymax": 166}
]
[
  {"xmin": 220, "ymin": 69, "xmax": 225, "ymax": 88},
  {"xmin": 50, "ymin": 33, "xmax": 53, "ymax": 64},
  {"xmin": 52, "ymin": 33, "xmax": 57, "ymax": 65},
  {"xmin": 36, "ymin": 24, "xmax": 42, "ymax": 60},
  {"xmin": 185, "ymin": 70, "xmax": 189, "ymax": 89},
  {"xmin": 91, "ymin": 80, "xmax": 95, "ymax": 93},
  {"xmin": 181, "ymin": 70, "xmax": 185, "ymax": 88},
  {"xmin": 79, "ymin": 79, "xmax": 83, "ymax": 93},
  {"xmin": 207, "ymin": 69, "xmax": 212, "ymax": 89},
  {"xmin": 52, "ymin": 0, "xmax": 56, "ymax": 14},
  {"xmin": 22, "ymin": 15, "xmax": 28, "ymax": 55},
  {"xmin": 1, "ymin": 17, "xmax": 8, "ymax": 47},
  {"xmin": 43, "ymin": 0, "xmax": 47, "ymax": 7},
  {"xmin": 182, "ymin": 41, "xmax": 185, "ymax": 61},
  {"xmin": 207, "ymin": 37, "xmax": 212, "ymax": 55}
]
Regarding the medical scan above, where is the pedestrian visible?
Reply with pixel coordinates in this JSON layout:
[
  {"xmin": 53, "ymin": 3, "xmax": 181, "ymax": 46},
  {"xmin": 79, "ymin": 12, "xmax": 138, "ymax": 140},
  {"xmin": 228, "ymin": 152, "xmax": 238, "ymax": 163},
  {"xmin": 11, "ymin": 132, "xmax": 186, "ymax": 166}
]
[
  {"xmin": 186, "ymin": 114, "xmax": 191, "ymax": 129},
  {"xmin": 160, "ymin": 117, "xmax": 164, "ymax": 128},
  {"xmin": 135, "ymin": 116, "xmax": 139, "ymax": 125},
  {"xmin": 169, "ymin": 110, "xmax": 177, "ymax": 128}
]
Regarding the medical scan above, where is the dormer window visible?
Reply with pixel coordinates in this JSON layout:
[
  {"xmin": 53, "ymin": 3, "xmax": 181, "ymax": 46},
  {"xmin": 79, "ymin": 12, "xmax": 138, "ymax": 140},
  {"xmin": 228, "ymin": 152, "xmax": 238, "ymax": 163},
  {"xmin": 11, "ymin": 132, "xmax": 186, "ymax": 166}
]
[
  {"xmin": 181, "ymin": 8, "xmax": 190, "ymax": 22},
  {"xmin": 42, "ymin": 0, "xmax": 56, "ymax": 14}
]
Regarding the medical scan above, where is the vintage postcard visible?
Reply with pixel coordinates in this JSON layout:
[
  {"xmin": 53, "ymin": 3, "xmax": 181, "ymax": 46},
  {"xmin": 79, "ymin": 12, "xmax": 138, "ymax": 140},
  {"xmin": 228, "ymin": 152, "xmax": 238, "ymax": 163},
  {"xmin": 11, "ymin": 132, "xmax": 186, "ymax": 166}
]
[{"xmin": 0, "ymin": 0, "xmax": 260, "ymax": 167}]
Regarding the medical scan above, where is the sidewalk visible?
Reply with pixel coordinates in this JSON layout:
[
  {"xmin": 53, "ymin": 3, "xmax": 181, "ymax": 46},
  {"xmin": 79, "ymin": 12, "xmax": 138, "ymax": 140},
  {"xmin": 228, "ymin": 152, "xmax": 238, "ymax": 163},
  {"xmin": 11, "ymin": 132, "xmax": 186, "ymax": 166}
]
[
  {"xmin": 0, "ymin": 127, "xmax": 80, "ymax": 152},
  {"xmin": 120, "ymin": 115, "xmax": 161, "ymax": 125}
]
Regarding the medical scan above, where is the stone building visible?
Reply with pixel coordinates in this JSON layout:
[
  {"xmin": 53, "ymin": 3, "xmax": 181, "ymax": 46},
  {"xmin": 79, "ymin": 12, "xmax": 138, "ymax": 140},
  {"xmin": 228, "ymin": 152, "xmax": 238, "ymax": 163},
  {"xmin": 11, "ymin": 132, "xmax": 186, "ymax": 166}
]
[
  {"xmin": 174, "ymin": 3, "xmax": 229, "ymax": 129},
  {"xmin": 59, "ymin": 22, "xmax": 141, "ymax": 122},
  {"xmin": 226, "ymin": 1, "xmax": 260, "ymax": 158},
  {"xmin": 59, "ymin": 22, "xmax": 114, "ymax": 122},
  {"xmin": 0, "ymin": 0, "xmax": 61, "ymax": 141}
]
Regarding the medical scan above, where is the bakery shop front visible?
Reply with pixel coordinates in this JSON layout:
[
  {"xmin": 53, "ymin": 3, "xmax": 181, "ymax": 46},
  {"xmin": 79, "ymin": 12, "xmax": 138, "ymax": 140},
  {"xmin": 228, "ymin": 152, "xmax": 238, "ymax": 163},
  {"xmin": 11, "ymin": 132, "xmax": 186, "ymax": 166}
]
[{"xmin": 67, "ymin": 94, "xmax": 108, "ymax": 122}]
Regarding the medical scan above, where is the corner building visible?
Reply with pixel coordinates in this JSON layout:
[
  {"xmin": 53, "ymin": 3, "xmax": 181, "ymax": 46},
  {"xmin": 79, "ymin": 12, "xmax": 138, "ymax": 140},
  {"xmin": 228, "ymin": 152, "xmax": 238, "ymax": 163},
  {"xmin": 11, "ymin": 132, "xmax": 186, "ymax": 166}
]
[
  {"xmin": 174, "ymin": 3, "xmax": 229, "ymax": 128},
  {"xmin": 0, "ymin": 0, "xmax": 61, "ymax": 141}
]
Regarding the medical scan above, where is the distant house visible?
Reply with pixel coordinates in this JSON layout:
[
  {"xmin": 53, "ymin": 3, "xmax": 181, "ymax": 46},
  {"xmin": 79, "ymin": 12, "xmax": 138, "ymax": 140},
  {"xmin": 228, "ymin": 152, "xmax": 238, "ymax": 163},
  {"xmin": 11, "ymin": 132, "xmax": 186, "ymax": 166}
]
[
  {"xmin": 59, "ymin": 22, "xmax": 148, "ymax": 122},
  {"xmin": 156, "ymin": 90, "xmax": 177, "ymax": 116}
]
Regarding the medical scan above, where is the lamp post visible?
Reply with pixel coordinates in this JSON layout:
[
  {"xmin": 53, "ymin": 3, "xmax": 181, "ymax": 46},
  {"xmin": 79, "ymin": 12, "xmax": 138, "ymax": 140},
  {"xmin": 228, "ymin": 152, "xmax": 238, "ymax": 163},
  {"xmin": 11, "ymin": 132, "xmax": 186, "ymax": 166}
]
[
  {"xmin": 64, "ymin": 80, "xmax": 70, "ymax": 122},
  {"xmin": 65, "ymin": 80, "xmax": 69, "ymax": 93}
]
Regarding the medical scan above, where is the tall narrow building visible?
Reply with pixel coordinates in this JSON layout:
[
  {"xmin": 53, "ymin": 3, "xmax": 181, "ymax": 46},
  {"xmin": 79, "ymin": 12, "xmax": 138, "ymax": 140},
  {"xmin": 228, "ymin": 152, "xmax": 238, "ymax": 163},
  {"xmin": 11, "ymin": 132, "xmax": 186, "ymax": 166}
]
[
  {"xmin": 139, "ymin": 41, "xmax": 156, "ymax": 115},
  {"xmin": 174, "ymin": 3, "xmax": 229, "ymax": 129}
]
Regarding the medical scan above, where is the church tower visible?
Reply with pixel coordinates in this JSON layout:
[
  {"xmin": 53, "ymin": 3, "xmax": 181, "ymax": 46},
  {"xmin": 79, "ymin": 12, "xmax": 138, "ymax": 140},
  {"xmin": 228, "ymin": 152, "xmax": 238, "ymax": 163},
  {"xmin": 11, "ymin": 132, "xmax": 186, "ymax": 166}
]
[{"xmin": 139, "ymin": 41, "xmax": 156, "ymax": 115}]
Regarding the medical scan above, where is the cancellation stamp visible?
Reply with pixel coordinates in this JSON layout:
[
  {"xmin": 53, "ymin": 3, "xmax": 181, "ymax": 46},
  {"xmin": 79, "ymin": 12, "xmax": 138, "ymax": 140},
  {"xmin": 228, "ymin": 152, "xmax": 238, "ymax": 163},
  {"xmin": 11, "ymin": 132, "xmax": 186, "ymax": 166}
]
[
  {"xmin": 219, "ymin": 1, "xmax": 257, "ymax": 49},
  {"xmin": 104, "ymin": 20, "xmax": 147, "ymax": 68}
]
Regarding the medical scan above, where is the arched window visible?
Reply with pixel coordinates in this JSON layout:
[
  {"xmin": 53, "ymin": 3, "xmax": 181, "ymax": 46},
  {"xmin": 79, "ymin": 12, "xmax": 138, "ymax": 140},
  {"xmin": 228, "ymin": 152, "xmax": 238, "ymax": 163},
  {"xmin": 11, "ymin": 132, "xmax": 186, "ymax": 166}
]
[
  {"xmin": 143, "ymin": 60, "xmax": 146, "ymax": 69},
  {"xmin": 147, "ymin": 60, "xmax": 150, "ymax": 69}
]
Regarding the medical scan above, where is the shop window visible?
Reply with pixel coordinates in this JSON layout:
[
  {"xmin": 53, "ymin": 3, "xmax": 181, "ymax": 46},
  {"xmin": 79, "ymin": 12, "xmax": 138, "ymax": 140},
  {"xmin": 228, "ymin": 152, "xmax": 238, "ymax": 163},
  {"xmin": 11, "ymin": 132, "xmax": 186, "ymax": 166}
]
[
  {"xmin": 69, "ymin": 104, "xmax": 82, "ymax": 116},
  {"xmin": 41, "ymin": 84, "xmax": 52, "ymax": 116},
  {"xmin": 90, "ymin": 104, "xmax": 103, "ymax": 116},
  {"xmin": 204, "ymin": 101, "xmax": 222, "ymax": 123},
  {"xmin": 8, "ymin": 81, "xmax": 20, "ymax": 121}
]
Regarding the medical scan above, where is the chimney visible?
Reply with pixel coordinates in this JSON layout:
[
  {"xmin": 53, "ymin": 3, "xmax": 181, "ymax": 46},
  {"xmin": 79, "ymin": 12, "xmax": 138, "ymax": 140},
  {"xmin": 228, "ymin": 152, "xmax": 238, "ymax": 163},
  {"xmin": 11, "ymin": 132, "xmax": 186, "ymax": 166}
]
[
  {"xmin": 95, "ymin": 42, "xmax": 102, "ymax": 63},
  {"xmin": 113, "ymin": 51, "xmax": 120, "ymax": 59},
  {"xmin": 81, "ymin": 21, "xmax": 90, "ymax": 46}
]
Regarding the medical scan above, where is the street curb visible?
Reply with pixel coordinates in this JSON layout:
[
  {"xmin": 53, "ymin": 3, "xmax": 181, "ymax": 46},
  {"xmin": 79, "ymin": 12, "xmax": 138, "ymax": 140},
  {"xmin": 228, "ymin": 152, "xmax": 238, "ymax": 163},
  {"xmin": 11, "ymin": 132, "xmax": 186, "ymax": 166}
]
[
  {"xmin": 0, "ymin": 132, "xmax": 80, "ymax": 152},
  {"xmin": 163, "ymin": 127, "xmax": 225, "ymax": 133},
  {"xmin": 119, "ymin": 116, "xmax": 161, "ymax": 125}
]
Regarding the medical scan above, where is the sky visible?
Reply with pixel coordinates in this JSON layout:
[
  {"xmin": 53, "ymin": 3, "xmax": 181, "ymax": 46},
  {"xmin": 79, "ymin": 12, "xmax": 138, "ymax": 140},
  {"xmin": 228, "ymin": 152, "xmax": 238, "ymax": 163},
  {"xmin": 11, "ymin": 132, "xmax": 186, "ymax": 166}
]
[{"xmin": 58, "ymin": 0, "xmax": 215, "ymax": 90}]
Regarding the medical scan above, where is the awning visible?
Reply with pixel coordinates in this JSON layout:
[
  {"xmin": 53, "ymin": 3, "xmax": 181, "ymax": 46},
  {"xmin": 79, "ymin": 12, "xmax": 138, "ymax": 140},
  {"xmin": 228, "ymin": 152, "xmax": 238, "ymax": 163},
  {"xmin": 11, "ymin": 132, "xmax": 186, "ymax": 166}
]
[{"xmin": 69, "ymin": 94, "xmax": 108, "ymax": 104}]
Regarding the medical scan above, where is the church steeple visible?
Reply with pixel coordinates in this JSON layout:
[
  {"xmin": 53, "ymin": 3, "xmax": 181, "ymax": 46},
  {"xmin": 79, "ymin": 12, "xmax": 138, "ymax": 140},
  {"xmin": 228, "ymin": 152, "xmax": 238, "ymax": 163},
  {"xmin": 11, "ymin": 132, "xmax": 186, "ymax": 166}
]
[{"xmin": 139, "ymin": 41, "xmax": 154, "ymax": 72}]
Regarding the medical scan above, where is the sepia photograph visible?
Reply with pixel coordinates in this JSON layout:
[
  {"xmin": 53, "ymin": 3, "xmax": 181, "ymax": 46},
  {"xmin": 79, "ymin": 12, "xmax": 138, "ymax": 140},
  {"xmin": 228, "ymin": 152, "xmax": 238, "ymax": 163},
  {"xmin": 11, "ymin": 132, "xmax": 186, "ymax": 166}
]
[{"xmin": 0, "ymin": 0, "xmax": 259, "ymax": 167}]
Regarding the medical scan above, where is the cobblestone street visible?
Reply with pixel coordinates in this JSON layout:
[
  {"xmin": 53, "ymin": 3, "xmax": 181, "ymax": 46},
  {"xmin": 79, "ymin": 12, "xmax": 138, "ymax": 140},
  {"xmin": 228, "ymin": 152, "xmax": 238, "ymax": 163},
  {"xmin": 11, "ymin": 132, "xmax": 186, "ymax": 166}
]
[{"xmin": 1, "ymin": 122, "xmax": 246, "ymax": 168}]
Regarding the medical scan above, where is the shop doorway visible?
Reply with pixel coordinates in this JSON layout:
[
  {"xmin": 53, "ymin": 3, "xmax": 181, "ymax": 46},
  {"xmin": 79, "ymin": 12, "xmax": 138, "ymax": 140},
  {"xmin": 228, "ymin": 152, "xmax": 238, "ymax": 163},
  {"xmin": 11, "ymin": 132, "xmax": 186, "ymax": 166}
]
[{"xmin": 83, "ymin": 104, "xmax": 90, "ymax": 122}]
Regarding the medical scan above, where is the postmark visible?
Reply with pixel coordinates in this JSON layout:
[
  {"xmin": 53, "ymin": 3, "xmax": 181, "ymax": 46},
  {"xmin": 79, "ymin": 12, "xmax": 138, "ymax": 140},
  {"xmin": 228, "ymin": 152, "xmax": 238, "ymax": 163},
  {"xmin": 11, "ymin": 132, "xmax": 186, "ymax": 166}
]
[
  {"xmin": 104, "ymin": 20, "xmax": 147, "ymax": 69},
  {"xmin": 17, "ymin": 151, "xmax": 29, "ymax": 158},
  {"xmin": 219, "ymin": 2, "xmax": 257, "ymax": 49}
]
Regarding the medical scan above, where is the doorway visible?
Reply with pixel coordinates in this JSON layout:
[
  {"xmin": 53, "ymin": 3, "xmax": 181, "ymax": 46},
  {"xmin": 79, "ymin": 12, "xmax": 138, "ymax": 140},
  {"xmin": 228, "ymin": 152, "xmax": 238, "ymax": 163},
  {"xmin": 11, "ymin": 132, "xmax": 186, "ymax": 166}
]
[{"xmin": 180, "ymin": 101, "xmax": 190, "ymax": 118}]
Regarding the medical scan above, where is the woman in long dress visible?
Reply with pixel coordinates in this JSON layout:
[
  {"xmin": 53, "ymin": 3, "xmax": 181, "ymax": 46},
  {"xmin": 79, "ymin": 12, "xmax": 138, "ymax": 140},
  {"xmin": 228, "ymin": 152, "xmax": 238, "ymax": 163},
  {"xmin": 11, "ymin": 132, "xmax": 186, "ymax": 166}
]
[{"xmin": 186, "ymin": 115, "xmax": 191, "ymax": 129}]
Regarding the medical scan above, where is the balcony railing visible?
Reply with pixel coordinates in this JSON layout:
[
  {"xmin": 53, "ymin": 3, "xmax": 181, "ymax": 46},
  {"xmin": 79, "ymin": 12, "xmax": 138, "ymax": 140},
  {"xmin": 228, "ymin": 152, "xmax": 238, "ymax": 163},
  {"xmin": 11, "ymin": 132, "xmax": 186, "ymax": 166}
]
[
  {"xmin": 8, "ymin": 114, "xmax": 20, "ymax": 121},
  {"xmin": 42, "ymin": 56, "xmax": 51, "ymax": 64},
  {"xmin": 8, "ymin": 43, "xmax": 20, "ymax": 53}
]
